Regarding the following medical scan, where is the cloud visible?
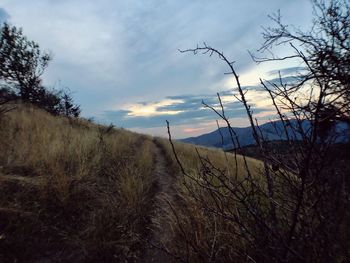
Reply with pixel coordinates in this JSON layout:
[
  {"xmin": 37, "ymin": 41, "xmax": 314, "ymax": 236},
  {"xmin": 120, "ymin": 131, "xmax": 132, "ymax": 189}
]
[
  {"xmin": 267, "ymin": 66, "xmax": 307, "ymax": 77},
  {"xmin": 0, "ymin": 8, "xmax": 9, "ymax": 24},
  {"xmin": 102, "ymin": 85, "xmax": 273, "ymax": 131},
  {"xmin": 0, "ymin": 0, "xmax": 313, "ymax": 118},
  {"xmin": 124, "ymin": 99, "xmax": 185, "ymax": 117},
  {"xmin": 101, "ymin": 71, "xmax": 299, "ymax": 138},
  {"xmin": 0, "ymin": 0, "xmax": 314, "ymax": 137}
]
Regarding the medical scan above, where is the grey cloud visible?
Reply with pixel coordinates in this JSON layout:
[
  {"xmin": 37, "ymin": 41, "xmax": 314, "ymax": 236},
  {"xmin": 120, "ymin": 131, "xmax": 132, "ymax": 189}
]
[
  {"xmin": 263, "ymin": 76, "xmax": 304, "ymax": 86},
  {"xmin": 103, "ymin": 104, "xmax": 268, "ymax": 129},
  {"xmin": 101, "ymin": 73, "xmax": 297, "ymax": 130},
  {"xmin": 2, "ymin": 0, "xmax": 313, "ymax": 136},
  {"xmin": 102, "ymin": 89, "xmax": 268, "ymax": 129},
  {"xmin": 0, "ymin": 8, "xmax": 10, "ymax": 24},
  {"xmin": 268, "ymin": 67, "xmax": 307, "ymax": 77}
]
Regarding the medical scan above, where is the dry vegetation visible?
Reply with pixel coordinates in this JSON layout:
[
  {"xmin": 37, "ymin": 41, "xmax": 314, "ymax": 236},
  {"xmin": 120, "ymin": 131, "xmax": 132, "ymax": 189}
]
[
  {"xmin": 1, "ymin": 1, "xmax": 348, "ymax": 261},
  {"xmin": 0, "ymin": 104, "xmax": 265, "ymax": 262},
  {"xmin": 0, "ymin": 105, "xmax": 157, "ymax": 262},
  {"xmin": 1, "ymin": 104, "xmax": 348, "ymax": 262},
  {"xmin": 156, "ymin": 132, "xmax": 350, "ymax": 262},
  {"xmin": 155, "ymin": 138, "xmax": 264, "ymax": 262}
]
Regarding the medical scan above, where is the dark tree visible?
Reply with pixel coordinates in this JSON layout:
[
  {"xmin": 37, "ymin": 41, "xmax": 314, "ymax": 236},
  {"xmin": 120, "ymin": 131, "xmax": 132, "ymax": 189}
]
[
  {"xmin": 59, "ymin": 91, "xmax": 81, "ymax": 118},
  {"xmin": 0, "ymin": 23, "xmax": 80, "ymax": 118},
  {"xmin": 0, "ymin": 23, "xmax": 51, "ymax": 102},
  {"xmin": 30, "ymin": 87, "xmax": 81, "ymax": 118},
  {"xmin": 252, "ymin": 0, "xmax": 350, "ymax": 126}
]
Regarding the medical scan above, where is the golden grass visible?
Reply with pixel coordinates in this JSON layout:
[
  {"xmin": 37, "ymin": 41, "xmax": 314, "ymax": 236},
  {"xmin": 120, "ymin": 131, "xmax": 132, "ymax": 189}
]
[
  {"xmin": 156, "ymin": 137, "xmax": 262, "ymax": 177},
  {"xmin": 0, "ymin": 105, "xmax": 156, "ymax": 262},
  {"xmin": 0, "ymin": 104, "xmax": 266, "ymax": 262},
  {"xmin": 153, "ymin": 137, "xmax": 264, "ymax": 262}
]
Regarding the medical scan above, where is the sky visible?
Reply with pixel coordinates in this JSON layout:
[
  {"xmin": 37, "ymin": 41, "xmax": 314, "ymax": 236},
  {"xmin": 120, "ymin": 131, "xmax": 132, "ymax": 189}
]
[{"xmin": 0, "ymin": 0, "xmax": 313, "ymax": 138}]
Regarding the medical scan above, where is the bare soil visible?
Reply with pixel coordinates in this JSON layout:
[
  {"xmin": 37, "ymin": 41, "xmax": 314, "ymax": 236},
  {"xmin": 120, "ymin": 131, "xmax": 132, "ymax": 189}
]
[{"xmin": 143, "ymin": 140, "xmax": 178, "ymax": 263}]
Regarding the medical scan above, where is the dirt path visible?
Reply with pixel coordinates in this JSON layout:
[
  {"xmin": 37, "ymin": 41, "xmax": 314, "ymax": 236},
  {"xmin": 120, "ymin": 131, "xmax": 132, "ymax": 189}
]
[
  {"xmin": 143, "ymin": 140, "xmax": 178, "ymax": 262},
  {"xmin": 0, "ymin": 173, "xmax": 43, "ymax": 186}
]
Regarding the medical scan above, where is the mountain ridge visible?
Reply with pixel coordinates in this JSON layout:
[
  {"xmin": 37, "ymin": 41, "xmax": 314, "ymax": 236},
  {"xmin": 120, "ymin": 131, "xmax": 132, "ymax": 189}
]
[{"xmin": 180, "ymin": 120, "xmax": 350, "ymax": 149}]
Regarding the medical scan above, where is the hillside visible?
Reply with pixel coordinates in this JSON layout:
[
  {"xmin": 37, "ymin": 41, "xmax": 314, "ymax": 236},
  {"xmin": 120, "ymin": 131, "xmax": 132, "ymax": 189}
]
[
  {"xmin": 0, "ymin": 105, "xmax": 159, "ymax": 262},
  {"xmin": 0, "ymin": 105, "xmax": 260, "ymax": 262},
  {"xmin": 1, "ymin": 105, "xmax": 349, "ymax": 262}
]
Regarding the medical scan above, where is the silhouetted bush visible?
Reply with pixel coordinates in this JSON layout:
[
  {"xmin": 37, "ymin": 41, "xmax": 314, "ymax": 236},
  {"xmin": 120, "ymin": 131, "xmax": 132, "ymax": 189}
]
[
  {"xmin": 165, "ymin": 0, "xmax": 350, "ymax": 262},
  {"xmin": 0, "ymin": 23, "xmax": 80, "ymax": 117}
]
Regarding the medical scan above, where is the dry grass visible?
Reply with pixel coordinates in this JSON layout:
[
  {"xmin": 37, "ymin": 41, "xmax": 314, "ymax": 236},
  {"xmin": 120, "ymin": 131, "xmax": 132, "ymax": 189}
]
[
  {"xmin": 0, "ymin": 104, "xmax": 266, "ymax": 262},
  {"xmin": 156, "ymin": 136, "xmax": 350, "ymax": 262},
  {"xmin": 155, "ymin": 137, "xmax": 264, "ymax": 262},
  {"xmin": 0, "ymin": 105, "xmax": 156, "ymax": 262}
]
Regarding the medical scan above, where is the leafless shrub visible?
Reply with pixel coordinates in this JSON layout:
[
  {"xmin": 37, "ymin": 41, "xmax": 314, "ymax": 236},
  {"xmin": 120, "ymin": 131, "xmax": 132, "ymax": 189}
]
[{"xmin": 165, "ymin": 1, "xmax": 350, "ymax": 261}]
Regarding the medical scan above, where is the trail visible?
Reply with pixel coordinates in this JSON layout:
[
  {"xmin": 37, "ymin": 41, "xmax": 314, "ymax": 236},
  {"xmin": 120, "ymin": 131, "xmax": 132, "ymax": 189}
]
[
  {"xmin": 0, "ymin": 173, "xmax": 43, "ymax": 186},
  {"xmin": 143, "ymin": 140, "xmax": 178, "ymax": 263}
]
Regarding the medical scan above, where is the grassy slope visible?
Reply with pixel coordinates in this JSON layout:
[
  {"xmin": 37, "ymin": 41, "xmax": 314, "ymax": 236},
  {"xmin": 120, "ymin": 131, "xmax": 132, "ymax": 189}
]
[
  {"xmin": 158, "ymin": 140, "xmax": 350, "ymax": 261},
  {"xmin": 155, "ymin": 138, "xmax": 263, "ymax": 262},
  {"xmin": 0, "ymin": 105, "xmax": 262, "ymax": 262},
  {"xmin": 0, "ymin": 105, "xmax": 157, "ymax": 262}
]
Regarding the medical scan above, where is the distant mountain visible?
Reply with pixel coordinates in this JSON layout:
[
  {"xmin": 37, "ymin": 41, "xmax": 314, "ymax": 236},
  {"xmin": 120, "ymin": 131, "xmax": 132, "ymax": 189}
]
[{"xmin": 180, "ymin": 120, "xmax": 350, "ymax": 149}]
